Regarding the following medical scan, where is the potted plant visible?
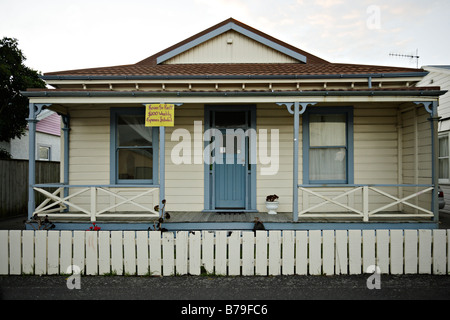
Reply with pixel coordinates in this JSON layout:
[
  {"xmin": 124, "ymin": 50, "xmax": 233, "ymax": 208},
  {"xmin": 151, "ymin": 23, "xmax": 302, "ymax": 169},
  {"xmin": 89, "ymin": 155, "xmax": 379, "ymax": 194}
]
[{"xmin": 265, "ymin": 194, "xmax": 279, "ymax": 215}]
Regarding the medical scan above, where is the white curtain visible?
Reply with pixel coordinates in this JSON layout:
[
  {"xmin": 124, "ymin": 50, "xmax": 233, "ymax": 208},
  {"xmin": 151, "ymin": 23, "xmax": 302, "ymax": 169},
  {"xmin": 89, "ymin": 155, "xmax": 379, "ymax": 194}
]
[
  {"xmin": 309, "ymin": 114, "xmax": 346, "ymax": 181},
  {"xmin": 310, "ymin": 114, "xmax": 346, "ymax": 147},
  {"xmin": 310, "ymin": 148, "xmax": 346, "ymax": 181}
]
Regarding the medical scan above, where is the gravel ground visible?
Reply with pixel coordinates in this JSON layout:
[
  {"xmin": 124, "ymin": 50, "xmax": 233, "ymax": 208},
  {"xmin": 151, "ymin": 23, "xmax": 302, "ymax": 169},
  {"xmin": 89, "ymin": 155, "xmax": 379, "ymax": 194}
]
[{"xmin": 1, "ymin": 274, "xmax": 450, "ymax": 300}]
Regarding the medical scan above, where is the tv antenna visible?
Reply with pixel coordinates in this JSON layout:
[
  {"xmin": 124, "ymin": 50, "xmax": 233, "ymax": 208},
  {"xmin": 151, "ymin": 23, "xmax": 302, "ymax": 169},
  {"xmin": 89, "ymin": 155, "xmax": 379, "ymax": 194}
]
[{"xmin": 389, "ymin": 49, "xmax": 420, "ymax": 68}]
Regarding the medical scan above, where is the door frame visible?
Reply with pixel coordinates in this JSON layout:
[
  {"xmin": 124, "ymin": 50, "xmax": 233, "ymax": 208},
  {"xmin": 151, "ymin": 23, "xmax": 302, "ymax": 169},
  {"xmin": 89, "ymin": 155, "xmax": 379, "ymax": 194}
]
[{"xmin": 203, "ymin": 105, "xmax": 257, "ymax": 212}]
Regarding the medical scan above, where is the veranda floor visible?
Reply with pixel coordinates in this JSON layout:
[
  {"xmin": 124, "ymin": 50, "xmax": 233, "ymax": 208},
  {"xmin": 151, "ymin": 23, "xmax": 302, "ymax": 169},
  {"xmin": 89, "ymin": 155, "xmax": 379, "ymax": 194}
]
[{"xmin": 42, "ymin": 211, "xmax": 434, "ymax": 223}]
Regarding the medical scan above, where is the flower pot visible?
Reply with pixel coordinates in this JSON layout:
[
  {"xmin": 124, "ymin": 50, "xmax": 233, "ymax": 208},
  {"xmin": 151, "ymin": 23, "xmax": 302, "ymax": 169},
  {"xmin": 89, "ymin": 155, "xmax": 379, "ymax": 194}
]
[{"xmin": 265, "ymin": 201, "xmax": 279, "ymax": 215}]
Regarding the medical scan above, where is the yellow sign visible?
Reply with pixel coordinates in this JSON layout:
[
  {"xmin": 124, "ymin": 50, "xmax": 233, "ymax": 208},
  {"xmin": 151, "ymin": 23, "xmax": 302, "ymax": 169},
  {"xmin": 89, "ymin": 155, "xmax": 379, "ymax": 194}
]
[{"xmin": 145, "ymin": 104, "xmax": 175, "ymax": 127}]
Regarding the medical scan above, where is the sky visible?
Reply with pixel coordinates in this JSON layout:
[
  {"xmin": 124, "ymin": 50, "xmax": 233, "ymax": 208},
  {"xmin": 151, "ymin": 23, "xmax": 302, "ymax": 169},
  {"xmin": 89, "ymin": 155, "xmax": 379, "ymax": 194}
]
[{"xmin": 1, "ymin": 0, "xmax": 449, "ymax": 74}]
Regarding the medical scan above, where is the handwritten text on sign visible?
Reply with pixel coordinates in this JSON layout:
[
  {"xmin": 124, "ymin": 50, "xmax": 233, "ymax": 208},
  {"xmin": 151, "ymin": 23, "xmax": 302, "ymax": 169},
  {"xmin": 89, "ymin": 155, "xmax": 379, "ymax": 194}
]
[{"xmin": 145, "ymin": 104, "xmax": 175, "ymax": 127}]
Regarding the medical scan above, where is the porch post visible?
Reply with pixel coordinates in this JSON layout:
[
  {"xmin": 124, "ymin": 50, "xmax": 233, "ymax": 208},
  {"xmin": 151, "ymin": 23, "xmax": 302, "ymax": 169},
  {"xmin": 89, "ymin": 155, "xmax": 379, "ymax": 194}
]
[
  {"xmin": 26, "ymin": 103, "xmax": 51, "ymax": 219},
  {"xmin": 27, "ymin": 103, "xmax": 37, "ymax": 219},
  {"xmin": 293, "ymin": 102, "xmax": 300, "ymax": 222},
  {"xmin": 430, "ymin": 101, "xmax": 439, "ymax": 222},
  {"xmin": 159, "ymin": 126, "xmax": 165, "ymax": 217},
  {"xmin": 278, "ymin": 102, "xmax": 316, "ymax": 222},
  {"xmin": 61, "ymin": 115, "xmax": 70, "ymax": 202}
]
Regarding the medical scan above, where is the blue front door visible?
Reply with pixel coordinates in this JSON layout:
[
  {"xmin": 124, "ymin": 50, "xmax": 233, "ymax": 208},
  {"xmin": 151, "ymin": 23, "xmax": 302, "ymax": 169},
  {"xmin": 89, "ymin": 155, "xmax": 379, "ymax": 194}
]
[
  {"xmin": 205, "ymin": 105, "xmax": 256, "ymax": 212},
  {"xmin": 215, "ymin": 130, "xmax": 246, "ymax": 208}
]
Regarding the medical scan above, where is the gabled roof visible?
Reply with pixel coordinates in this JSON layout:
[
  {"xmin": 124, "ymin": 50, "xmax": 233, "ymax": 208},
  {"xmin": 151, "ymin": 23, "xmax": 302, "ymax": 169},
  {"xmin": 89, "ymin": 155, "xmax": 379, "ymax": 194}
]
[
  {"xmin": 137, "ymin": 18, "xmax": 326, "ymax": 65},
  {"xmin": 43, "ymin": 63, "xmax": 426, "ymax": 78},
  {"xmin": 44, "ymin": 18, "xmax": 424, "ymax": 79}
]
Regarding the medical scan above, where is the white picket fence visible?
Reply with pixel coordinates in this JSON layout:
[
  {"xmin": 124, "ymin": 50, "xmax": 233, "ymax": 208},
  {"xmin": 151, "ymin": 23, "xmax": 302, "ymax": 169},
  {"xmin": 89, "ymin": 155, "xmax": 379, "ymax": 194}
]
[{"xmin": 0, "ymin": 229, "xmax": 449, "ymax": 276}]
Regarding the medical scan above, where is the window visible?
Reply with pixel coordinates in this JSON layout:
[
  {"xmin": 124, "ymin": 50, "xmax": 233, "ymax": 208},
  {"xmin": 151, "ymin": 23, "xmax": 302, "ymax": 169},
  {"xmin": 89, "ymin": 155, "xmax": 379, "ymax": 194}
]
[
  {"xmin": 439, "ymin": 134, "xmax": 449, "ymax": 182},
  {"xmin": 214, "ymin": 111, "xmax": 248, "ymax": 128},
  {"xmin": 38, "ymin": 145, "xmax": 50, "ymax": 161},
  {"xmin": 303, "ymin": 107, "xmax": 353, "ymax": 184},
  {"xmin": 111, "ymin": 108, "xmax": 158, "ymax": 184}
]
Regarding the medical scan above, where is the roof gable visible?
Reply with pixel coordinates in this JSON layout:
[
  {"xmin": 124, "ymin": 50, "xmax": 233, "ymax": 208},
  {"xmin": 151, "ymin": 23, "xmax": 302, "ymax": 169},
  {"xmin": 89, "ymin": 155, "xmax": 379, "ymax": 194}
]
[
  {"xmin": 163, "ymin": 30, "xmax": 300, "ymax": 64},
  {"xmin": 137, "ymin": 18, "xmax": 329, "ymax": 66},
  {"xmin": 157, "ymin": 19, "xmax": 306, "ymax": 64}
]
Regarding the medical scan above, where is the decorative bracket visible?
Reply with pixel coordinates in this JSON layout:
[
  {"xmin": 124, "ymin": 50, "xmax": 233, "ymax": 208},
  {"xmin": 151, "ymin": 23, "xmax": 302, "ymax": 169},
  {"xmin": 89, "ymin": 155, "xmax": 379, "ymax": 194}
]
[
  {"xmin": 61, "ymin": 114, "xmax": 70, "ymax": 130},
  {"xmin": 277, "ymin": 102, "xmax": 295, "ymax": 114},
  {"xmin": 27, "ymin": 103, "xmax": 52, "ymax": 121},
  {"xmin": 413, "ymin": 101, "xmax": 435, "ymax": 116},
  {"xmin": 277, "ymin": 102, "xmax": 317, "ymax": 115}
]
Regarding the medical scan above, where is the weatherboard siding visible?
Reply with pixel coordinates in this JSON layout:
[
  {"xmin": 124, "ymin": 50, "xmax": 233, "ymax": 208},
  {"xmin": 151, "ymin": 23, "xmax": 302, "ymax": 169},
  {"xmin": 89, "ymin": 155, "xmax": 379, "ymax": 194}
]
[
  {"xmin": 69, "ymin": 106, "xmax": 110, "ymax": 185},
  {"xmin": 256, "ymin": 103, "xmax": 296, "ymax": 213},
  {"xmin": 354, "ymin": 103, "xmax": 399, "ymax": 185},
  {"xmin": 401, "ymin": 105, "xmax": 432, "ymax": 214},
  {"xmin": 36, "ymin": 112, "xmax": 61, "ymax": 136},
  {"xmin": 68, "ymin": 106, "xmax": 110, "ymax": 212},
  {"xmin": 164, "ymin": 30, "xmax": 298, "ymax": 65},
  {"xmin": 165, "ymin": 104, "xmax": 204, "ymax": 212}
]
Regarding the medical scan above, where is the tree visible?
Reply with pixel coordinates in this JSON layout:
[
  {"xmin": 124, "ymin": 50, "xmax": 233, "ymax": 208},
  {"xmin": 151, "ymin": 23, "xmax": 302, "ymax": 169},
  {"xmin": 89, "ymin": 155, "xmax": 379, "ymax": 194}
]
[{"xmin": 0, "ymin": 37, "xmax": 46, "ymax": 143}]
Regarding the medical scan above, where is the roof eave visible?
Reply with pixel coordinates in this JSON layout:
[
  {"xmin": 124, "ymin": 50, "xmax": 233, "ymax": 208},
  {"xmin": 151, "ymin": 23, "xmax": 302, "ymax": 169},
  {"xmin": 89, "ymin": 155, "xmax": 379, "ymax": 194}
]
[
  {"xmin": 21, "ymin": 89, "xmax": 447, "ymax": 98},
  {"xmin": 40, "ymin": 71, "xmax": 429, "ymax": 82}
]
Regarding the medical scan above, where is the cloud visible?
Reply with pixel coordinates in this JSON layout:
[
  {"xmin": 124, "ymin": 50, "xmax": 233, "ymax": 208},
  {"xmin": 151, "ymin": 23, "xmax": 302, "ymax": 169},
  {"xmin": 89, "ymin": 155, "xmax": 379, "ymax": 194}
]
[
  {"xmin": 1, "ymin": 0, "xmax": 448, "ymax": 72},
  {"xmin": 314, "ymin": 0, "xmax": 344, "ymax": 8}
]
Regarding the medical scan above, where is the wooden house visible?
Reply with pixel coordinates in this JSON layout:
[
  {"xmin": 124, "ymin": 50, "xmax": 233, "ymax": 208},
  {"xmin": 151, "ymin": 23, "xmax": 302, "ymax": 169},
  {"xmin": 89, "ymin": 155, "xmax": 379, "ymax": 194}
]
[{"xmin": 23, "ymin": 18, "xmax": 446, "ymax": 230}]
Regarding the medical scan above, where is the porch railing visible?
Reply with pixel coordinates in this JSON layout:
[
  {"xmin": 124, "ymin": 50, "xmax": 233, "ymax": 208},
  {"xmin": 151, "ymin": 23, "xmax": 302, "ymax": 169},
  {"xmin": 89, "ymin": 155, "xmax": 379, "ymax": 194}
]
[
  {"xmin": 32, "ymin": 184, "xmax": 435, "ymax": 223},
  {"xmin": 33, "ymin": 184, "xmax": 160, "ymax": 221},
  {"xmin": 298, "ymin": 184, "xmax": 434, "ymax": 221}
]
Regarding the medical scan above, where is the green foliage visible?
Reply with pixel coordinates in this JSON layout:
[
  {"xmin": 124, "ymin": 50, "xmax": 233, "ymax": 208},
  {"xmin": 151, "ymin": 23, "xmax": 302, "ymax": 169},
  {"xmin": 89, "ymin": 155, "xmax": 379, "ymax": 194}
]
[
  {"xmin": 0, "ymin": 37, "xmax": 46, "ymax": 142},
  {"xmin": 0, "ymin": 147, "xmax": 12, "ymax": 159}
]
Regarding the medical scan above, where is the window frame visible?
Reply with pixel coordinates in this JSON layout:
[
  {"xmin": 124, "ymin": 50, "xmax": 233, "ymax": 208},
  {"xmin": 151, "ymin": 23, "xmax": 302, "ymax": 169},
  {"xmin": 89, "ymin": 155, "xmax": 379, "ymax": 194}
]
[
  {"xmin": 38, "ymin": 144, "xmax": 51, "ymax": 161},
  {"xmin": 302, "ymin": 107, "xmax": 354, "ymax": 185},
  {"xmin": 110, "ymin": 107, "xmax": 159, "ymax": 185},
  {"xmin": 438, "ymin": 132, "xmax": 450, "ymax": 184}
]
